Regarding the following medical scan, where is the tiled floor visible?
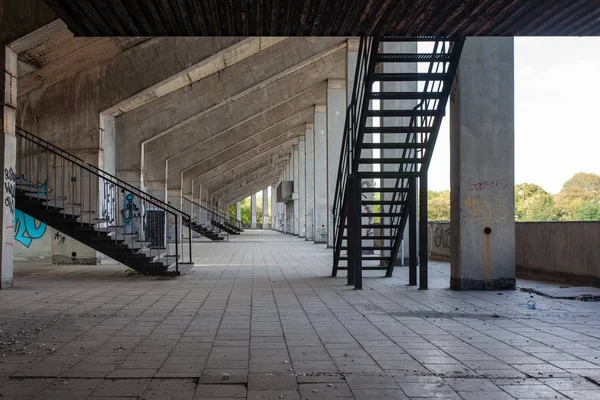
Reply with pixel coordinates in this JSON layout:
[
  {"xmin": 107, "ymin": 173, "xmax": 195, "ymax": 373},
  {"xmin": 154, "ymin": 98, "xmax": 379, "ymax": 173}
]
[{"xmin": 1, "ymin": 230, "xmax": 600, "ymax": 399}]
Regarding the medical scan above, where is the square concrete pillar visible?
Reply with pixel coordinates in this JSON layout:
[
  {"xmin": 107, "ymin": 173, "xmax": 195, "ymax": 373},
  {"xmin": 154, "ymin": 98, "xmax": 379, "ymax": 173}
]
[
  {"xmin": 293, "ymin": 142, "xmax": 299, "ymax": 236},
  {"xmin": 236, "ymin": 202, "xmax": 242, "ymax": 222},
  {"xmin": 0, "ymin": 47, "xmax": 17, "ymax": 288},
  {"xmin": 450, "ymin": 38, "xmax": 515, "ymax": 290},
  {"xmin": 298, "ymin": 136, "xmax": 306, "ymax": 238},
  {"xmin": 327, "ymin": 79, "xmax": 346, "ymax": 247},
  {"xmin": 313, "ymin": 106, "xmax": 328, "ymax": 243},
  {"xmin": 270, "ymin": 185, "xmax": 276, "ymax": 230},
  {"xmin": 251, "ymin": 193, "xmax": 257, "ymax": 229},
  {"xmin": 304, "ymin": 124, "xmax": 315, "ymax": 241},
  {"xmin": 262, "ymin": 188, "xmax": 269, "ymax": 229}
]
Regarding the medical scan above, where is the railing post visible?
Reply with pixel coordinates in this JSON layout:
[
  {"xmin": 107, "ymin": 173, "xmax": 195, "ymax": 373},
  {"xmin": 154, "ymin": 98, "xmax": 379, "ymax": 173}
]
[
  {"xmin": 409, "ymin": 177, "xmax": 418, "ymax": 286},
  {"xmin": 175, "ymin": 214, "xmax": 179, "ymax": 274},
  {"xmin": 348, "ymin": 174, "xmax": 362, "ymax": 290},
  {"xmin": 419, "ymin": 171, "xmax": 428, "ymax": 290}
]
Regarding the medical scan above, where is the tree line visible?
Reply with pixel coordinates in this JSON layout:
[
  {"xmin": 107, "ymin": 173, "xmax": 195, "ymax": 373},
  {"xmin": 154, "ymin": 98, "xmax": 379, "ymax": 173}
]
[
  {"xmin": 229, "ymin": 172, "xmax": 600, "ymax": 224},
  {"xmin": 429, "ymin": 172, "xmax": 600, "ymax": 222}
]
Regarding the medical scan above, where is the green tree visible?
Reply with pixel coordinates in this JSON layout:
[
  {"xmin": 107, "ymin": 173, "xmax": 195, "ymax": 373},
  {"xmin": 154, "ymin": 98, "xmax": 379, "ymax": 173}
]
[
  {"xmin": 515, "ymin": 183, "xmax": 563, "ymax": 221},
  {"xmin": 573, "ymin": 201, "xmax": 600, "ymax": 221},
  {"xmin": 239, "ymin": 197, "xmax": 252, "ymax": 225},
  {"xmin": 428, "ymin": 190, "xmax": 450, "ymax": 221},
  {"xmin": 556, "ymin": 172, "xmax": 600, "ymax": 220}
]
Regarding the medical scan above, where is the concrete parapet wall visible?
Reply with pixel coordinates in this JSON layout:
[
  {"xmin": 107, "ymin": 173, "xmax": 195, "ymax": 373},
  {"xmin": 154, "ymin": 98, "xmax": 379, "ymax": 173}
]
[{"xmin": 428, "ymin": 221, "xmax": 600, "ymax": 284}]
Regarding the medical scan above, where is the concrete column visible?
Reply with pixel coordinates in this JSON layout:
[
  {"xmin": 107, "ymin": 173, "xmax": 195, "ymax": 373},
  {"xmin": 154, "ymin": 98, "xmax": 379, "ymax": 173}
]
[
  {"xmin": 304, "ymin": 124, "xmax": 315, "ymax": 241},
  {"xmin": 0, "ymin": 47, "xmax": 17, "ymax": 288},
  {"xmin": 314, "ymin": 106, "xmax": 328, "ymax": 243},
  {"xmin": 251, "ymin": 193, "xmax": 257, "ymax": 229},
  {"xmin": 286, "ymin": 159, "xmax": 293, "ymax": 235},
  {"xmin": 382, "ymin": 42, "xmax": 417, "ymax": 265},
  {"xmin": 270, "ymin": 185, "xmax": 276, "ymax": 230},
  {"xmin": 450, "ymin": 38, "xmax": 515, "ymax": 290},
  {"xmin": 298, "ymin": 136, "xmax": 307, "ymax": 238},
  {"xmin": 293, "ymin": 142, "xmax": 299, "ymax": 236},
  {"xmin": 236, "ymin": 202, "xmax": 242, "ymax": 222},
  {"xmin": 327, "ymin": 79, "xmax": 346, "ymax": 247},
  {"xmin": 262, "ymin": 188, "xmax": 268, "ymax": 229}
]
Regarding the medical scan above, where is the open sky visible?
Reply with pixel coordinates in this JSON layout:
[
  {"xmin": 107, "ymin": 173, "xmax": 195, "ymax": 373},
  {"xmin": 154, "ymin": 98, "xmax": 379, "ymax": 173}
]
[{"xmin": 428, "ymin": 37, "xmax": 600, "ymax": 194}]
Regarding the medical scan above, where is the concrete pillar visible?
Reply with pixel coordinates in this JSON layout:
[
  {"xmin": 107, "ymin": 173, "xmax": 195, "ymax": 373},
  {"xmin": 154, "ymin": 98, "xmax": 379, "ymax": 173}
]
[
  {"xmin": 251, "ymin": 193, "xmax": 257, "ymax": 229},
  {"xmin": 293, "ymin": 142, "xmax": 299, "ymax": 236},
  {"xmin": 382, "ymin": 42, "xmax": 417, "ymax": 266},
  {"xmin": 314, "ymin": 106, "xmax": 328, "ymax": 243},
  {"xmin": 262, "ymin": 188, "xmax": 268, "ymax": 229},
  {"xmin": 0, "ymin": 47, "xmax": 17, "ymax": 288},
  {"xmin": 236, "ymin": 202, "xmax": 242, "ymax": 222},
  {"xmin": 270, "ymin": 185, "xmax": 276, "ymax": 230},
  {"xmin": 298, "ymin": 136, "xmax": 307, "ymax": 238},
  {"xmin": 450, "ymin": 38, "xmax": 515, "ymax": 290},
  {"xmin": 304, "ymin": 124, "xmax": 315, "ymax": 241},
  {"xmin": 327, "ymin": 79, "xmax": 346, "ymax": 247},
  {"xmin": 286, "ymin": 159, "xmax": 293, "ymax": 235}
]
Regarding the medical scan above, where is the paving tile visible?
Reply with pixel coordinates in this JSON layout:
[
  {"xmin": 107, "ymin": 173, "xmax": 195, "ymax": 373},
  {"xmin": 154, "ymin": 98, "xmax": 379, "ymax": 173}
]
[
  {"xmin": 7, "ymin": 232, "xmax": 600, "ymax": 400},
  {"xmin": 298, "ymin": 383, "xmax": 353, "ymax": 398},
  {"xmin": 90, "ymin": 378, "xmax": 150, "ymax": 397},
  {"xmin": 247, "ymin": 390, "xmax": 301, "ymax": 400},
  {"xmin": 248, "ymin": 373, "xmax": 297, "ymax": 391},
  {"xmin": 195, "ymin": 384, "xmax": 247, "ymax": 398}
]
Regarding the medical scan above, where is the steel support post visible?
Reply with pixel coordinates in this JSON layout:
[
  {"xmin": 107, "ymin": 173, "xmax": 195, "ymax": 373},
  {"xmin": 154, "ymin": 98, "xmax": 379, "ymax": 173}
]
[
  {"xmin": 408, "ymin": 178, "xmax": 418, "ymax": 286},
  {"xmin": 348, "ymin": 174, "xmax": 363, "ymax": 290},
  {"xmin": 419, "ymin": 172, "xmax": 428, "ymax": 290}
]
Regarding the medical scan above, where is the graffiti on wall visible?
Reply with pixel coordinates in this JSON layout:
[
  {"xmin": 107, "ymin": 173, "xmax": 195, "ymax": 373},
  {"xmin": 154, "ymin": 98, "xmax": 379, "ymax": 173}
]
[
  {"xmin": 101, "ymin": 181, "xmax": 116, "ymax": 225},
  {"xmin": 121, "ymin": 193, "xmax": 140, "ymax": 233},
  {"xmin": 317, "ymin": 225, "xmax": 327, "ymax": 240},
  {"xmin": 361, "ymin": 180, "xmax": 374, "ymax": 237},
  {"xmin": 4, "ymin": 167, "xmax": 17, "ymax": 214},
  {"xmin": 464, "ymin": 195, "xmax": 509, "ymax": 225},
  {"xmin": 14, "ymin": 180, "xmax": 48, "ymax": 248}
]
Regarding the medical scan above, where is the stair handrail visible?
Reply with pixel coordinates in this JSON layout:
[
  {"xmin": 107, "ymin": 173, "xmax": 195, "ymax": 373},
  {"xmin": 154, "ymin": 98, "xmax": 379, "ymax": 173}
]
[
  {"xmin": 332, "ymin": 36, "xmax": 379, "ymax": 268},
  {"xmin": 385, "ymin": 38, "xmax": 464, "ymax": 270},
  {"xmin": 16, "ymin": 127, "xmax": 191, "ymax": 222},
  {"xmin": 15, "ymin": 127, "xmax": 193, "ymax": 269}
]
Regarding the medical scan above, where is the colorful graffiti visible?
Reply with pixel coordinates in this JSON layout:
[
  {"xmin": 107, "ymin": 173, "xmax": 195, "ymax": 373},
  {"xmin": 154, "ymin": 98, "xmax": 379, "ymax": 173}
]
[
  {"xmin": 14, "ymin": 181, "xmax": 48, "ymax": 247},
  {"xmin": 121, "ymin": 193, "xmax": 140, "ymax": 233}
]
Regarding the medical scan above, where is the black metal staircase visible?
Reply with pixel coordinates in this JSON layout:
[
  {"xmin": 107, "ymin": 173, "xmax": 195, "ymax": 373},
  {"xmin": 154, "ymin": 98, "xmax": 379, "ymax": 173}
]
[
  {"xmin": 332, "ymin": 36, "xmax": 463, "ymax": 288},
  {"xmin": 15, "ymin": 128, "xmax": 193, "ymax": 275},
  {"xmin": 182, "ymin": 197, "xmax": 225, "ymax": 241}
]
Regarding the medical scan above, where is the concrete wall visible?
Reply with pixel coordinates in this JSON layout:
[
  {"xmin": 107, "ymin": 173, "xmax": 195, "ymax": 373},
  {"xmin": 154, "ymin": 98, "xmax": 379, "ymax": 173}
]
[{"xmin": 428, "ymin": 221, "xmax": 600, "ymax": 285}]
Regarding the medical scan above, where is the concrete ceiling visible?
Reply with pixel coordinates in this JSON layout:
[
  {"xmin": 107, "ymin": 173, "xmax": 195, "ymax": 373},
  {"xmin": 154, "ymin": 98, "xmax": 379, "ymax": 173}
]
[{"xmin": 44, "ymin": 0, "xmax": 600, "ymax": 36}]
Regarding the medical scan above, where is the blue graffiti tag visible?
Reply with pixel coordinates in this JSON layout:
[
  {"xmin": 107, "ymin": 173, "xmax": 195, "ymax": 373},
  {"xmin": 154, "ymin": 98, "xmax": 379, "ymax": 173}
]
[{"xmin": 14, "ymin": 180, "xmax": 48, "ymax": 247}]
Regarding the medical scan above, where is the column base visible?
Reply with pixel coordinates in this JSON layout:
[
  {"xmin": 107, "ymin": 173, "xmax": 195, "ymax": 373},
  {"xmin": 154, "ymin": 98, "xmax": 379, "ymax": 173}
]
[{"xmin": 450, "ymin": 277, "xmax": 516, "ymax": 291}]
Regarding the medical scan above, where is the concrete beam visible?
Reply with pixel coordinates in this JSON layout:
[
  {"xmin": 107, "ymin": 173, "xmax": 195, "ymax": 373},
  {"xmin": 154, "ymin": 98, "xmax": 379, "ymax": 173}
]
[
  {"xmin": 182, "ymin": 108, "xmax": 314, "ymax": 193},
  {"xmin": 212, "ymin": 161, "xmax": 288, "ymax": 198},
  {"xmin": 200, "ymin": 150, "xmax": 292, "ymax": 191},
  {"xmin": 105, "ymin": 37, "xmax": 286, "ymax": 117},
  {"xmin": 187, "ymin": 123, "xmax": 309, "ymax": 195},
  {"xmin": 204, "ymin": 154, "xmax": 290, "ymax": 193},
  {"xmin": 217, "ymin": 166, "xmax": 287, "ymax": 200},
  {"xmin": 144, "ymin": 48, "xmax": 346, "ymax": 185},
  {"xmin": 117, "ymin": 38, "xmax": 346, "ymax": 173},
  {"xmin": 164, "ymin": 80, "xmax": 330, "ymax": 190},
  {"xmin": 227, "ymin": 178, "xmax": 279, "ymax": 206},
  {"xmin": 167, "ymin": 87, "xmax": 326, "ymax": 190},
  {"xmin": 225, "ymin": 175, "xmax": 282, "ymax": 205}
]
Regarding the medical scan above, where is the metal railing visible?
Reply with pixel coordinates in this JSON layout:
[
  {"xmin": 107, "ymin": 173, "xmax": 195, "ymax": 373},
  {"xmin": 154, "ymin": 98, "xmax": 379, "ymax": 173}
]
[
  {"xmin": 15, "ymin": 127, "xmax": 193, "ymax": 272},
  {"xmin": 386, "ymin": 38, "xmax": 464, "ymax": 265},
  {"xmin": 182, "ymin": 197, "xmax": 238, "ymax": 235},
  {"xmin": 332, "ymin": 36, "xmax": 379, "ymax": 264}
]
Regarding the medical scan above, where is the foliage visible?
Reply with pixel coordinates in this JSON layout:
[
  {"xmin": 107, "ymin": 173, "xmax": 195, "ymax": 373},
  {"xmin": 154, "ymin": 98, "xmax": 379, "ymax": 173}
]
[
  {"xmin": 555, "ymin": 172, "xmax": 600, "ymax": 220},
  {"xmin": 515, "ymin": 183, "xmax": 563, "ymax": 222},
  {"xmin": 428, "ymin": 190, "xmax": 450, "ymax": 221}
]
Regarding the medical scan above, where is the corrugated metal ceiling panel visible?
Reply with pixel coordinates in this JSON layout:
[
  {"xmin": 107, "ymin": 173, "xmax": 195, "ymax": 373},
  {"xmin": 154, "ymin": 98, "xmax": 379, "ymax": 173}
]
[{"xmin": 44, "ymin": 0, "xmax": 600, "ymax": 37}]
